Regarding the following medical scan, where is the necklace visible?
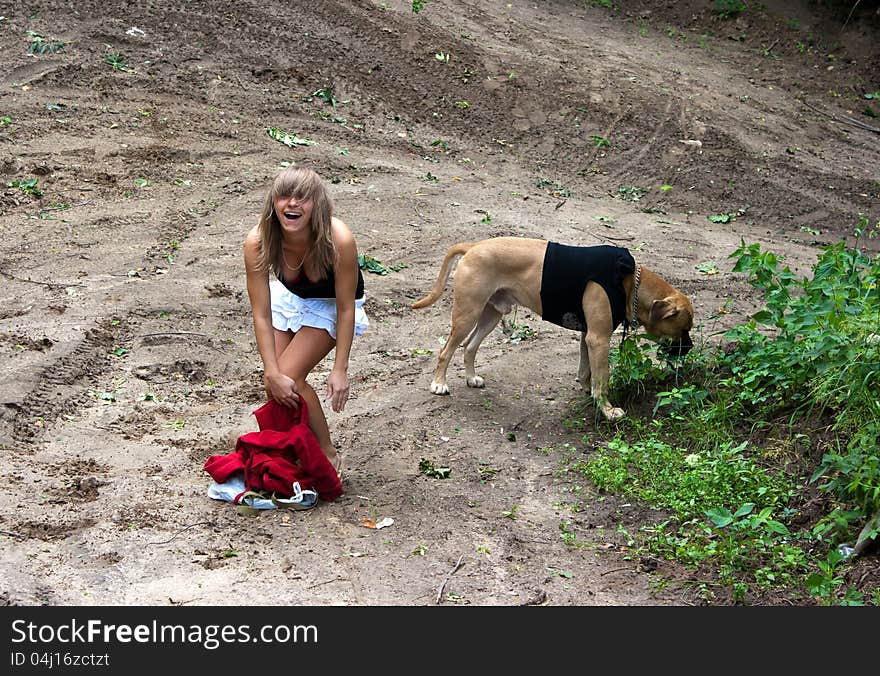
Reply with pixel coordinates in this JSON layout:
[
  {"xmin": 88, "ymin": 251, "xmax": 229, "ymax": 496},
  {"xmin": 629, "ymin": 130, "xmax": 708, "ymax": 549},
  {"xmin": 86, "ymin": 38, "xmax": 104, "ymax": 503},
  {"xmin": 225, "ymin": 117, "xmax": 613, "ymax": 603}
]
[{"xmin": 281, "ymin": 246, "xmax": 310, "ymax": 273}]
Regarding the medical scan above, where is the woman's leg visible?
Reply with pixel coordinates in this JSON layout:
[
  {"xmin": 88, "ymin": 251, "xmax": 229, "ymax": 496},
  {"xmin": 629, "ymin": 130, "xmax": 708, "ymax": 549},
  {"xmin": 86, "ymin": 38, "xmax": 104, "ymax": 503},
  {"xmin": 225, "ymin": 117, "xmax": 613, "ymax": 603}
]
[{"xmin": 273, "ymin": 327, "xmax": 341, "ymax": 471}]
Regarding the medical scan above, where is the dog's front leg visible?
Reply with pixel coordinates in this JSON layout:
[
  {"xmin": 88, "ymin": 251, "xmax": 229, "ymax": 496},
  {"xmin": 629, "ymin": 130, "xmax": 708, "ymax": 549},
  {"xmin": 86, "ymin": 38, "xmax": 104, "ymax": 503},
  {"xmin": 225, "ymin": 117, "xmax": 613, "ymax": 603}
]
[
  {"xmin": 576, "ymin": 330, "xmax": 591, "ymax": 388},
  {"xmin": 585, "ymin": 330, "xmax": 625, "ymax": 421}
]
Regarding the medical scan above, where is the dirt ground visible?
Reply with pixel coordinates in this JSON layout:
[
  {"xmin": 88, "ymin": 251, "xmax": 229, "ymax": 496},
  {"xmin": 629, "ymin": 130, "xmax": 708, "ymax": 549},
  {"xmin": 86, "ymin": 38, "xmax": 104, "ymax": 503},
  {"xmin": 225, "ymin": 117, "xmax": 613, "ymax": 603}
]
[{"xmin": 1, "ymin": 0, "xmax": 878, "ymax": 607}]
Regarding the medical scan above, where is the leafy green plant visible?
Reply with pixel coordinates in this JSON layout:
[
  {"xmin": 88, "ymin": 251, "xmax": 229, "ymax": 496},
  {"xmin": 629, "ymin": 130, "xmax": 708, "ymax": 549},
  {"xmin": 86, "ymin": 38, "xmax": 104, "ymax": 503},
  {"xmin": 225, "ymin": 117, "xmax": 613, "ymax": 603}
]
[
  {"xmin": 608, "ymin": 335, "xmax": 668, "ymax": 402},
  {"xmin": 266, "ymin": 127, "xmax": 317, "ymax": 147},
  {"xmin": 359, "ymin": 254, "xmax": 388, "ymax": 275},
  {"xmin": 105, "ymin": 53, "xmax": 133, "ymax": 72},
  {"xmin": 535, "ymin": 177, "xmax": 572, "ymax": 197},
  {"xmin": 652, "ymin": 385, "xmax": 709, "ymax": 418},
  {"xmin": 501, "ymin": 504, "xmax": 521, "ymax": 519},
  {"xmin": 703, "ymin": 503, "xmax": 808, "ymax": 588},
  {"xmin": 708, "ymin": 207, "xmax": 747, "ymax": 223},
  {"xmin": 813, "ymin": 432, "xmax": 880, "ymax": 519},
  {"xmin": 358, "ymin": 254, "xmax": 404, "ymax": 275},
  {"xmin": 478, "ymin": 466, "xmax": 500, "ymax": 483},
  {"xmin": 411, "ymin": 0, "xmax": 432, "ymax": 13},
  {"xmin": 501, "ymin": 311, "xmax": 535, "ymax": 344},
  {"xmin": 7, "ymin": 178, "xmax": 43, "ymax": 198},
  {"xmin": 311, "ymin": 86, "xmax": 339, "ymax": 107},
  {"xmin": 559, "ymin": 521, "xmax": 581, "ymax": 547},
  {"xmin": 724, "ymin": 238, "xmax": 878, "ymax": 414},
  {"xmin": 805, "ymin": 549, "xmax": 851, "ymax": 605},
  {"xmin": 27, "ymin": 31, "xmax": 64, "ymax": 54},
  {"xmin": 590, "ymin": 135, "xmax": 610, "ymax": 148},
  {"xmin": 695, "ymin": 261, "xmax": 720, "ymax": 274},
  {"xmin": 473, "ymin": 209, "xmax": 491, "ymax": 224},
  {"xmin": 616, "ymin": 185, "xmax": 646, "ymax": 201},
  {"xmin": 419, "ymin": 458, "xmax": 451, "ymax": 479}
]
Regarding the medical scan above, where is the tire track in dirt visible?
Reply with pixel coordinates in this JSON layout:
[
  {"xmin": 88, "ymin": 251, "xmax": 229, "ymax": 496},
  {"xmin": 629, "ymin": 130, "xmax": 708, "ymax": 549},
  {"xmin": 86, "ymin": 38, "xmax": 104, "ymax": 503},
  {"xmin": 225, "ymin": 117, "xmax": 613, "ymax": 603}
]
[
  {"xmin": 3, "ymin": 177, "xmax": 220, "ymax": 449},
  {"xmin": 10, "ymin": 322, "xmax": 124, "ymax": 449}
]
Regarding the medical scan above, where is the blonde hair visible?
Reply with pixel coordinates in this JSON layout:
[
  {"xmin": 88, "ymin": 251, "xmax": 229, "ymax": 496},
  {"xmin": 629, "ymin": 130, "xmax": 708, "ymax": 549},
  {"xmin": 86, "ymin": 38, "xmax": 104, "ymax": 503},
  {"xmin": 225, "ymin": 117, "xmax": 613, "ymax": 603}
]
[{"xmin": 256, "ymin": 166, "xmax": 336, "ymax": 279}]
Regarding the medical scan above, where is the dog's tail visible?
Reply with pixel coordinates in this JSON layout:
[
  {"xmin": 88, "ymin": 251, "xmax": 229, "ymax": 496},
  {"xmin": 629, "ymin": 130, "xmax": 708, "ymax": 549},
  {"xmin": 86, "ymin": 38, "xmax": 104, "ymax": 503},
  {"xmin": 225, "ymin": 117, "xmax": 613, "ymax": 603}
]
[{"xmin": 411, "ymin": 242, "xmax": 476, "ymax": 309}]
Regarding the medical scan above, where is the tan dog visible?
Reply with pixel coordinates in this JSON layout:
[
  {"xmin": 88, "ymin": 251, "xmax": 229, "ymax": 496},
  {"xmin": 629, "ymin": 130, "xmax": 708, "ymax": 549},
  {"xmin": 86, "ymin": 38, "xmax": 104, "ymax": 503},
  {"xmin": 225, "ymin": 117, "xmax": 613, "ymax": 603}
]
[{"xmin": 411, "ymin": 237, "xmax": 694, "ymax": 420}]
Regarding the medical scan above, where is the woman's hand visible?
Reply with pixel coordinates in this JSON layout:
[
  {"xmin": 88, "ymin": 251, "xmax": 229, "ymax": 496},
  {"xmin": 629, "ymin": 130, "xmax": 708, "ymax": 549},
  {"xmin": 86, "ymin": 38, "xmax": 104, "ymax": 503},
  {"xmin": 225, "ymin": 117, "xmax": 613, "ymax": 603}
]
[
  {"xmin": 265, "ymin": 371, "xmax": 300, "ymax": 409},
  {"xmin": 326, "ymin": 368, "xmax": 350, "ymax": 413}
]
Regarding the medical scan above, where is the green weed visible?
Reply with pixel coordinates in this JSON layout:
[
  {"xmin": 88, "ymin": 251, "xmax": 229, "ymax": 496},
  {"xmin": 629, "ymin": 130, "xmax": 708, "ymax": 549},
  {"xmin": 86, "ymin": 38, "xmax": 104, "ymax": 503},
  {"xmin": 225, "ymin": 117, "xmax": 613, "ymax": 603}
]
[
  {"xmin": 608, "ymin": 334, "xmax": 668, "ymax": 403},
  {"xmin": 501, "ymin": 308, "xmax": 535, "ymax": 344},
  {"xmin": 7, "ymin": 178, "xmax": 43, "ymax": 198},
  {"xmin": 616, "ymin": 185, "xmax": 646, "ymax": 201},
  {"xmin": 535, "ymin": 177, "xmax": 572, "ymax": 197},
  {"xmin": 419, "ymin": 458, "xmax": 451, "ymax": 479},
  {"xmin": 105, "ymin": 53, "xmax": 133, "ymax": 72},
  {"xmin": 501, "ymin": 505, "xmax": 521, "ymax": 519},
  {"xmin": 311, "ymin": 86, "xmax": 340, "ymax": 107},
  {"xmin": 27, "ymin": 31, "xmax": 64, "ymax": 54}
]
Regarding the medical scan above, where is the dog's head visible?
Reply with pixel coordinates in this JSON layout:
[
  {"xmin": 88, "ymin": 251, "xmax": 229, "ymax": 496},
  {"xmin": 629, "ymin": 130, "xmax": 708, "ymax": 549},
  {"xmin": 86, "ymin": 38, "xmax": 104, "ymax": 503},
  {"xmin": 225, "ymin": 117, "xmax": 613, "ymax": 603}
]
[{"xmin": 644, "ymin": 293, "xmax": 694, "ymax": 358}]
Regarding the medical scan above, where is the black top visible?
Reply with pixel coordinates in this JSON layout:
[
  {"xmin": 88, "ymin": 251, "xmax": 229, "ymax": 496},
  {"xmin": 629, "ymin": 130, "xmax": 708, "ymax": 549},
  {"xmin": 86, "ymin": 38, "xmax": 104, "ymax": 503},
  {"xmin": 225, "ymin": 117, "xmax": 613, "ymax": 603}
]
[
  {"xmin": 280, "ymin": 267, "xmax": 365, "ymax": 300},
  {"xmin": 540, "ymin": 243, "xmax": 635, "ymax": 331}
]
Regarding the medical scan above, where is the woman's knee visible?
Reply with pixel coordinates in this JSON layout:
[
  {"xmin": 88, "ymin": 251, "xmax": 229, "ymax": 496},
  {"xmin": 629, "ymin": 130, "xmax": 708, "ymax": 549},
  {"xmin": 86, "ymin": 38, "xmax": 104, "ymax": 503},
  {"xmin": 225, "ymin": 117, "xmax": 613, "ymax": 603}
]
[{"xmin": 289, "ymin": 375, "xmax": 309, "ymax": 390}]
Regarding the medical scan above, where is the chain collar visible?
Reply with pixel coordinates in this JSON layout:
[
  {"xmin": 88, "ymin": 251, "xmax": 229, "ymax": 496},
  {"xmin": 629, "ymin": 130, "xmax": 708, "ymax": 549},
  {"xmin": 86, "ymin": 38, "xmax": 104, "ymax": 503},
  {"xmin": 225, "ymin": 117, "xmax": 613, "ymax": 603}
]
[{"xmin": 624, "ymin": 264, "xmax": 641, "ymax": 338}]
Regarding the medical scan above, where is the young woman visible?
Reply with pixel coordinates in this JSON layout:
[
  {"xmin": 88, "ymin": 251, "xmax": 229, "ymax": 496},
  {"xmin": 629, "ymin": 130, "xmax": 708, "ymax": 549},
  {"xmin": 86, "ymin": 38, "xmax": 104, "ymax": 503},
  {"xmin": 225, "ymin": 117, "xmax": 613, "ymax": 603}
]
[{"xmin": 243, "ymin": 167, "xmax": 368, "ymax": 477}]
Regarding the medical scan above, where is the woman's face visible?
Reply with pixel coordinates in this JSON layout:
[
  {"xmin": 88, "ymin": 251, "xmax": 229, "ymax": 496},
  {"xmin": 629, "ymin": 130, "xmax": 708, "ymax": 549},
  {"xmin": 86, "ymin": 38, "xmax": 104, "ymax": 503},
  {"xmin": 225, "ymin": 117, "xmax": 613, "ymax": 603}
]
[{"xmin": 274, "ymin": 192, "xmax": 314, "ymax": 237}]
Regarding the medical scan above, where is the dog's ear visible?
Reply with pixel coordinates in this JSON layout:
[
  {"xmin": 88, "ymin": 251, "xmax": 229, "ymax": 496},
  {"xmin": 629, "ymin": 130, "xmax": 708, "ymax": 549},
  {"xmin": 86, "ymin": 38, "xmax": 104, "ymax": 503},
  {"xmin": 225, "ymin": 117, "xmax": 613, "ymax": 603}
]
[{"xmin": 649, "ymin": 297, "xmax": 680, "ymax": 323}]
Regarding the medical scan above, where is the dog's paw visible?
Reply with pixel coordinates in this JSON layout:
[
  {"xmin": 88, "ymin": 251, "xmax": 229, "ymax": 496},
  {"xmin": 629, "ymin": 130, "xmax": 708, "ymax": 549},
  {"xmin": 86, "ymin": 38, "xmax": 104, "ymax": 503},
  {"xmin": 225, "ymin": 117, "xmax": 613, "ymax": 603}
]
[
  {"xmin": 601, "ymin": 406, "xmax": 626, "ymax": 421},
  {"xmin": 466, "ymin": 376, "xmax": 485, "ymax": 388},
  {"xmin": 430, "ymin": 381, "xmax": 450, "ymax": 395}
]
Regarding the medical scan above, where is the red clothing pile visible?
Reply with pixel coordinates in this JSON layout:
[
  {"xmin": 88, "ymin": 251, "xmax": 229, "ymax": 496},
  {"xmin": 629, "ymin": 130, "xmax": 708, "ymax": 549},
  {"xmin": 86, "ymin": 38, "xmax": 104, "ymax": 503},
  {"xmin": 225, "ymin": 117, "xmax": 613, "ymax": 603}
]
[{"xmin": 203, "ymin": 399, "xmax": 343, "ymax": 501}]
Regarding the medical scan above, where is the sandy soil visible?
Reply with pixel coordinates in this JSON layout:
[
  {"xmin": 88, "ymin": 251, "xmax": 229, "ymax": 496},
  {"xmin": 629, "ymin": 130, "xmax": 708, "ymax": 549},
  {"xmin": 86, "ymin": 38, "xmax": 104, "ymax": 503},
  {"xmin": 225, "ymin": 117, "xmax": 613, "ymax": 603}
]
[{"xmin": 1, "ymin": 0, "xmax": 878, "ymax": 606}]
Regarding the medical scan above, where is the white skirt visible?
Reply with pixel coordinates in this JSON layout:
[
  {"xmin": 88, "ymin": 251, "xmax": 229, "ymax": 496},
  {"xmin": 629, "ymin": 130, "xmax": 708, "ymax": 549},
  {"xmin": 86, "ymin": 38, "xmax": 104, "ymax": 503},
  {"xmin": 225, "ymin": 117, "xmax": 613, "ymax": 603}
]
[{"xmin": 270, "ymin": 279, "xmax": 369, "ymax": 340}]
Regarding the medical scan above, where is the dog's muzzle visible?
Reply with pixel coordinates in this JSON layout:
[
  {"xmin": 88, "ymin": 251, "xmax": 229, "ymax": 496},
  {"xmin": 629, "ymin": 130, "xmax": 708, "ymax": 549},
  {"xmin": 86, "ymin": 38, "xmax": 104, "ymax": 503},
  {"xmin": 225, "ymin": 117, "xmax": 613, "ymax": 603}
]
[{"xmin": 659, "ymin": 331, "xmax": 693, "ymax": 358}]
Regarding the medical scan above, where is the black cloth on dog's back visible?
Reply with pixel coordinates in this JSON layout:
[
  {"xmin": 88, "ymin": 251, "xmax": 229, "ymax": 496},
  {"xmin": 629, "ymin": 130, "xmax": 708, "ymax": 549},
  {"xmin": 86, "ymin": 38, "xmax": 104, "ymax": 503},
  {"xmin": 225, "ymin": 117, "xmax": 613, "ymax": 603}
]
[{"xmin": 540, "ymin": 243, "xmax": 635, "ymax": 331}]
